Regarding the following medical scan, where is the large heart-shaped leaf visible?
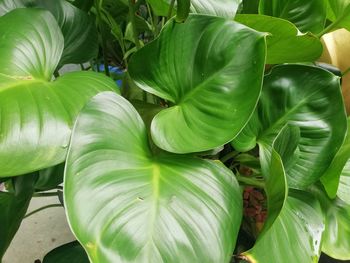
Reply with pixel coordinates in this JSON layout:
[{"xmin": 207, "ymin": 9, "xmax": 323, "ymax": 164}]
[
  {"xmin": 64, "ymin": 92, "xmax": 242, "ymax": 263},
  {"xmin": 147, "ymin": 0, "xmax": 241, "ymax": 18},
  {"xmin": 313, "ymin": 186, "xmax": 350, "ymax": 260},
  {"xmin": 0, "ymin": 9, "xmax": 117, "ymax": 177},
  {"xmin": 235, "ymin": 14, "xmax": 323, "ymax": 64},
  {"xmin": 0, "ymin": 173, "xmax": 36, "ymax": 259},
  {"xmin": 326, "ymin": 0, "xmax": 350, "ymax": 32},
  {"xmin": 321, "ymin": 118, "xmax": 350, "ymax": 198},
  {"xmin": 129, "ymin": 14, "xmax": 266, "ymax": 153},
  {"xmin": 0, "ymin": 0, "xmax": 98, "ymax": 65},
  {"xmin": 232, "ymin": 65, "xmax": 347, "ymax": 189},
  {"xmin": 43, "ymin": 241, "xmax": 89, "ymax": 263},
  {"xmin": 259, "ymin": 0, "xmax": 327, "ymax": 34}
]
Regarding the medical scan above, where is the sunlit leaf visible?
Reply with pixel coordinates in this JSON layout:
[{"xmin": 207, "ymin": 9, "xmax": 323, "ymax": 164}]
[
  {"xmin": 129, "ymin": 14, "xmax": 266, "ymax": 153},
  {"xmin": 65, "ymin": 91, "xmax": 242, "ymax": 262},
  {"xmin": 235, "ymin": 14, "xmax": 323, "ymax": 64},
  {"xmin": 233, "ymin": 65, "xmax": 347, "ymax": 189}
]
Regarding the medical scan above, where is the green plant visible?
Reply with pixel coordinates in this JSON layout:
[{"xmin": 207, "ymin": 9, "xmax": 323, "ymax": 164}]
[{"xmin": 1, "ymin": 0, "xmax": 350, "ymax": 262}]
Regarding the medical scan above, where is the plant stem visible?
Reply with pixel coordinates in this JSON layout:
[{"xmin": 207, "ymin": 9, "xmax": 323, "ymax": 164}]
[
  {"xmin": 220, "ymin": 151, "xmax": 239, "ymax": 163},
  {"xmin": 167, "ymin": 0, "xmax": 175, "ymax": 20},
  {"xmin": 33, "ymin": 192, "xmax": 59, "ymax": 197},
  {"xmin": 236, "ymin": 175, "xmax": 265, "ymax": 189},
  {"xmin": 95, "ymin": 0, "xmax": 110, "ymax": 76},
  {"xmin": 24, "ymin": 204, "xmax": 63, "ymax": 219},
  {"xmin": 129, "ymin": 0, "xmax": 142, "ymax": 50},
  {"xmin": 316, "ymin": 15, "xmax": 346, "ymax": 38}
]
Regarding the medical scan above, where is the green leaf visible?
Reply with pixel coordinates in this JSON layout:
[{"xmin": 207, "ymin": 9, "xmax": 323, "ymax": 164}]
[
  {"xmin": 0, "ymin": 173, "xmax": 36, "ymax": 259},
  {"xmin": 336, "ymin": 159, "xmax": 350, "ymax": 204},
  {"xmin": 129, "ymin": 14, "xmax": 266, "ymax": 153},
  {"xmin": 326, "ymin": 0, "xmax": 350, "ymax": 32},
  {"xmin": 69, "ymin": 0, "xmax": 94, "ymax": 12},
  {"xmin": 0, "ymin": 9, "xmax": 117, "ymax": 177},
  {"xmin": 313, "ymin": 186, "xmax": 350, "ymax": 260},
  {"xmin": 0, "ymin": 8, "xmax": 63, "ymax": 80},
  {"xmin": 243, "ymin": 132, "xmax": 324, "ymax": 263},
  {"xmin": 258, "ymin": 146, "xmax": 287, "ymax": 235},
  {"xmin": 37, "ymin": 0, "xmax": 98, "ymax": 65},
  {"xmin": 0, "ymin": 0, "xmax": 98, "ymax": 65},
  {"xmin": 35, "ymin": 163, "xmax": 65, "ymax": 191},
  {"xmin": 64, "ymin": 91, "xmax": 242, "ymax": 262},
  {"xmin": 43, "ymin": 241, "xmax": 89, "ymax": 263},
  {"xmin": 321, "ymin": 118, "xmax": 350, "ymax": 198},
  {"xmin": 176, "ymin": 0, "xmax": 190, "ymax": 23},
  {"xmin": 241, "ymin": 0, "xmax": 259, "ymax": 14},
  {"xmin": 259, "ymin": 0, "xmax": 327, "ymax": 34},
  {"xmin": 147, "ymin": 0, "xmax": 242, "ymax": 18},
  {"xmin": 244, "ymin": 190, "xmax": 324, "ymax": 263},
  {"xmin": 232, "ymin": 65, "xmax": 347, "ymax": 189},
  {"xmin": 235, "ymin": 14, "xmax": 323, "ymax": 64}
]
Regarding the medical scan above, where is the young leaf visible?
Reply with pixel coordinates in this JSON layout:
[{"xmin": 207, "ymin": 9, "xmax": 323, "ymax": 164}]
[
  {"xmin": 235, "ymin": 14, "xmax": 323, "ymax": 64},
  {"xmin": 243, "ymin": 190, "xmax": 324, "ymax": 263},
  {"xmin": 259, "ymin": 0, "xmax": 327, "ymax": 34},
  {"xmin": 242, "ymin": 132, "xmax": 324, "ymax": 263},
  {"xmin": 0, "ymin": 173, "xmax": 36, "ymax": 259},
  {"xmin": 129, "ymin": 14, "xmax": 266, "ymax": 153},
  {"xmin": 233, "ymin": 65, "xmax": 347, "ymax": 189},
  {"xmin": 312, "ymin": 185, "xmax": 350, "ymax": 260},
  {"xmin": 64, "ymin": 92, "xmax": 242, "ymax": 262},
  {"xmin": 321, "ymin": 118, "xmax": 350, "ymax": 198},
  {"xmin": 0, "ymin": 9, "xmax": 117, "ymax": 177}
]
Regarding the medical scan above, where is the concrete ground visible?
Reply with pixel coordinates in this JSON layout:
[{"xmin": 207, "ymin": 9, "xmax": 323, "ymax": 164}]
[{"xmin": 3, "ymin": 196, "xmax": 75, "ymax": 263}]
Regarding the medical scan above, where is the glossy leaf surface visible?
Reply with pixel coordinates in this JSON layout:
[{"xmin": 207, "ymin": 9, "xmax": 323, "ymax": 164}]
[
  {"xmin": 326, "ymin": 0, "xmax": 350, "ymax": 31},
  {"xmin": 235, "ymin": 15, "xmax": 323, "ymax": 64},
  {"xmin": 321, "ymin": 118, "xmax": 350, "ymax": 198},
  {"xmin": 0, "ymin": 0, "xmax": 98, "ymax": 65},
  {"xmin": 243, "ymin": 133, "xmax": 324, "ymax": 263},
  {"xmin": 129, "ymin": 14, "xmax": 266, "ymax": 153},
  {"xmin": 259, "ymin": 0, "xmax": 327, "ymax": 34},
  {"xmin": 0, "ymin": 9, "xmax": 117, "ymax": 177},
  {"xmin": 65, "ymin": 92, "xmax": 242, "ymax": 263},
  {"xmin": 43, "ymin": 241, "xmax": 89, "ymax": 263},
  {"xmin": 147, "ymin": 0, "xmax": 241, "ymax": 18},
  {"xmin": 233, "ymin": 65, "xmax": 347, "ymax": 188},
  {"xmin": 0, "ymin": 174, "xmax": 36, "ymax": 259},
  {"xmin": 313, "ymin": 186, "xmax": 350, "ymax": 260},
  {"xmin": 244, "ymin": 190, "xmax": 324, "ymax": 263}
]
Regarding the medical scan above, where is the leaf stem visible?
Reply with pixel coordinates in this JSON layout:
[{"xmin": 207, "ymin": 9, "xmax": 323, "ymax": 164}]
[
  {"xmin": 24, "ymin": 204, "xmax": 63, "ymax": 219},
  {"xmin": 342, "ymin": 67, "xmax": 350, "ymax": 77},
  {"xmin": 167, "ymin": 0, "xmax": 175, "ymax": 20},
  {"xmin": 316, "ymin": 14, "xmax": 347, "ymax": 38},
  {"xmin": 95, "ymin": 0, "xmax": 110, "ymax": 76},
  {"xmin": 220, "ymin": 151, "xmax": 239, "ymax": 163},
  {"xmin": 236, "ymin": 175, "xmax": 265, "ymax": 189}
]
